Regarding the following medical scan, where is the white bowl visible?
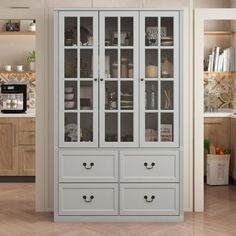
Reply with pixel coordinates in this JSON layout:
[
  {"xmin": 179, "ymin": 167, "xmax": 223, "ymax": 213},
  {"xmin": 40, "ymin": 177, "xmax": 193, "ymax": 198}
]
[
  {"xmin": 65, "ymin": 87, "xmax": 73, "ymax": 93},
  {"xmin": 65, "ymin": 93, "xmax": 74, "ymax": 100},
  {"xmin": 65, "ymin": 101, "xmax": 75, "ymax": 109}
]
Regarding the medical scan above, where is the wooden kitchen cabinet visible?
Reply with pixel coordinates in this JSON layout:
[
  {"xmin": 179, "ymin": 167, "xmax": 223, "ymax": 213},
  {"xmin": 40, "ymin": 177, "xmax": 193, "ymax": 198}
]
[
  {"xmin": 0, "ymin": 118, "xmax": 18, "ymax": 175},
  {"xmin": 0, "ymin": 117, "xmax": 35, "ymax": 176},
  {"xmin": 231, "ymin": 118, "xmax": 236, "ymax": 180}
]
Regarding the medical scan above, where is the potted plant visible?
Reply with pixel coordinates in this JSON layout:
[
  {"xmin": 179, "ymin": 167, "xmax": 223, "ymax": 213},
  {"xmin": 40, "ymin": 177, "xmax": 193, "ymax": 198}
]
[{"xmin": 27, "ymin": 50, "xmax": 36, "ymax": 71}]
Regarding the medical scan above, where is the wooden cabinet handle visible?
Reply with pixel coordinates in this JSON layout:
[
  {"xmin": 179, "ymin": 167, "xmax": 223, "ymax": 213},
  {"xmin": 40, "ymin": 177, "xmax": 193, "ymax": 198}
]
[
  {"xmin": 83, "ymin": 195, "xmax": 94, "ymax": 203},
  {"xmin": 83, "ymin": 162, "xmax": 94, "ymax": 169},
  {"xmin": 144, "ymin": 195, "xmax": 155, "ymax": 203},
  {"xmin": 144, "ymin": 162, "xmax": 155, "ymax": 169}
]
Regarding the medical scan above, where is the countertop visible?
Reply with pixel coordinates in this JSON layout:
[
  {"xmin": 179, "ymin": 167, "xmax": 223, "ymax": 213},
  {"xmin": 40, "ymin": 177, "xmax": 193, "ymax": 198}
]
[
  {"xmin": 204, "ymin": 109, "xmax": 236, "ymax": 119},
  {"xmin": 0, "ymin": 109, "xmax": 35, "ymax": 117}
]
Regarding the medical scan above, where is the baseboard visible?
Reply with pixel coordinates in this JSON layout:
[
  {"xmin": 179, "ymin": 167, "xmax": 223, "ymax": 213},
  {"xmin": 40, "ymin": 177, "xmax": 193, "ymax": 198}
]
[{"xmin": 0, "ymin": 176, "xmax": 35, "ymax": 182}]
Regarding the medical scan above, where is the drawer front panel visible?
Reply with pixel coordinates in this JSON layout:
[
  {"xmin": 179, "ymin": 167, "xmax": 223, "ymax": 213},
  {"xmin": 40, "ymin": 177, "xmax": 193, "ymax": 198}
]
[
  {"xmin": 120, "ymin": 183, "xmax": 179, "ymax": 216},
  {"xmin": 18, "ymin": 131, "xmax": 35, "ymax": 145},
  {"xmin": 59, "ymin": 183, "xmax": 118, "ymax": 215},
  {"xmin": 18, "ymin": 118, "xmax": 35, "ymax": 131},
  {"xmin": 120, "ymin": 150, "xmax": 179, "ymax": 182},
  {"xmin": 59, "ymin": 150, "xmax": 118, "ymax": 182}
]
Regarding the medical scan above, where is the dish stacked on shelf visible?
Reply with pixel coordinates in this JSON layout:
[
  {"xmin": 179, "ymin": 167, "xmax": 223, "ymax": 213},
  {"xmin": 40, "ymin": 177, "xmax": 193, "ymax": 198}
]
[
  {"xmin": 161, "ymin": 36, "xmax": 173, "ymax": 46},
  {"xmin": 64, "ymin": 87, "xmax": 75, "ymax": 109},
  {"xmin": 121, "ymin": 92, "xmax": 133, "ymax": 110}
]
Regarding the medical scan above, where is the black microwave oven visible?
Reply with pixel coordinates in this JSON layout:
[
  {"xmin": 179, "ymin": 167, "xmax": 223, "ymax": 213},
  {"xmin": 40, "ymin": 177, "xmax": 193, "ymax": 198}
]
[{"xmin": 1, "ymin": 84, "xmax": 27, "ymax": 113}]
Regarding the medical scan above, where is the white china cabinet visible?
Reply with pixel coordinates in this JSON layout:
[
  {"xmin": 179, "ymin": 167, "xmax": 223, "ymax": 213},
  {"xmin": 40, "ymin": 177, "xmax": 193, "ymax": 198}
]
[{"xmin": 54, "ymin": 9, "xmax": 183, "ymax": 222}]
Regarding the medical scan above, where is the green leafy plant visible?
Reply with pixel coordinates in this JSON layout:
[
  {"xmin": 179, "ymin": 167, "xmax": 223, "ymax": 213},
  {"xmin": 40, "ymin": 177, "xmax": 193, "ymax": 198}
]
[
  {"xmin": 27, "ymin": 50, "xmax": 36, "ymax": 63},
  {"xmin": 204, "ymin": 139, "xmax": 210, "ymax": 154}
]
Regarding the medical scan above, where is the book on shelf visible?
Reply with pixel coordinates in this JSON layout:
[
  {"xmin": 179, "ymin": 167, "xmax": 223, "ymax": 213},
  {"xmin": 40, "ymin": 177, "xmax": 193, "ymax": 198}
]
[{"xmin": 207, "ymin": 46, "xmax": 235, "ymax": 72}]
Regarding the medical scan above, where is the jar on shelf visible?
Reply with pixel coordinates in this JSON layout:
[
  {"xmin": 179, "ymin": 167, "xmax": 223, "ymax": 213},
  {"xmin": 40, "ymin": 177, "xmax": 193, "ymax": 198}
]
[
  {"xmin": 112, "ymin": 63, "xmax": 118, "ymax": 78},
  {"xmin": 128, "ymin": 63, "xmax": 133, "ymax": 78},
  {"xmin": 121, "ymin": 58, "xmax": 128, "ymax": 78}
]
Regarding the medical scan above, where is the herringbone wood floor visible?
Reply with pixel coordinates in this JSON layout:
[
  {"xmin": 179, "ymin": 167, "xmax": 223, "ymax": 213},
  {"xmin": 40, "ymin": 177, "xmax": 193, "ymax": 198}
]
[{"xmin": 0, "ymin": 183, "xmax": 236, "ymax": 236}]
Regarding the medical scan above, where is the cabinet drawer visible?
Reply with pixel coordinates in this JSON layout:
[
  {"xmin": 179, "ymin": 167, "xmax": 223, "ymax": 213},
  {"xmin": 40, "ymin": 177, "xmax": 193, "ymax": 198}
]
[
  {"xmin": 120, "ymin": 150, "xmax": 179, "ymax": 182},
  {"xmin": 59, "ymin": 150, "xmax": 118, "ymax": 182},
  {"xmin": 18, "ymin": 131, "xmax": 35, "ymax": 145},
  {"xmin": 120, "ymin": 183, "xmax": 179, "ymax": 216},
  {"xmin": 18, "ymin": 118, "xmax": 35, "ymax": 131},
  {"xmin": 59, "ymin": 183, "xmax": 118, "ymax": 215}
]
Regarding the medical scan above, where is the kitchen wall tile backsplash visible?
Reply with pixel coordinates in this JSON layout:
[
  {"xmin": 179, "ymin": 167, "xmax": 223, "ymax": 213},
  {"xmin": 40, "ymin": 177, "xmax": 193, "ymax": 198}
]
[{"xmin": 204, "ymin": 72, "xmax": 236, "ymax": 111}]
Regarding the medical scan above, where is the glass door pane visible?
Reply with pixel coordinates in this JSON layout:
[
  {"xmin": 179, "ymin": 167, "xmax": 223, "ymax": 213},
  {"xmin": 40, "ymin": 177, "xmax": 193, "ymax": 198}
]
[
  {"xmin": 64, "ymin": 17, "xmax": 77, "ymax": 46},
  {"xmin": 161, "ymin": 17, "xmax": 173, "ymax": 46},
  {"xmin": 59, "ymin": 12, "xmax": 98, "ymax": 147},
  {"xmin": 105, "ymin": 113, "xmax": 118, "ymax": 142},
  {"xmin": 121, "ymin": 17, "xmax": 133, "ymax": 46},
  {"xmin": 100, "ymin": 12, "xmax": 138, "ymax": 147},
  {"xmin": 145, "ymin": 17, "xmax": 158, "ymax": 46},
  {"xmin": 140, "ymin": 12, "xmax": 178, "ymax": 146},
  {"xmin": 80, "ymin": 17, "xmax": 93, "ymax": 46}
]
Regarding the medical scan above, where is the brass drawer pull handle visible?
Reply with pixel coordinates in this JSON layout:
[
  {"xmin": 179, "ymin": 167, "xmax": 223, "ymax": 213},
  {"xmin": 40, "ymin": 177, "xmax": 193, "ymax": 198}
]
[
  {"xmin": 83, "ymin": 162, "xmax": 94, "ymax": 169},
  {"xmin": 144, "ymin": 195, "xmax": 155, "ymax": 203},
  {"xmin": 144, "ymin": 162, "xmax": 155, "ymax": 169},
  {"xmin": 83, "ymin": 195, "xmax": 94, "ymax": 203}
]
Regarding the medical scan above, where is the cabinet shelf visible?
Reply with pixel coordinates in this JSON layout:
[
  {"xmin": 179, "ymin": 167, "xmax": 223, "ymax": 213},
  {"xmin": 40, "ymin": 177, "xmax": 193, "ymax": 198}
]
[
  {"xmin": 0, "ymin": 31, "xmax": 35, "ymax": 36},
  {"xmin": 204, "ymin": 31, "xmax": 234, "ymax": 36}
]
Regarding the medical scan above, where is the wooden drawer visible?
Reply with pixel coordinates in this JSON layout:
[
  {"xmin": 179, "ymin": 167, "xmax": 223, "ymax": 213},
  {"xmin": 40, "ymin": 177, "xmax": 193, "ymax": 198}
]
[
  {"xmin": 18, "ymin": 118, "xmax": 35, "ymax": 131},
  {"xmin": 18, "ymin": 131, "xmax": 35, "ymax": 145},
  {"xmin": 59, "ymin": 183, "xmax": 118, "ymax": 215},
  {"xmin": 120, "ymin": 150, "xmax": 179, "ymax": 182},
  {"xmin": 120, "ymin": 183, "xmax": 179, "ymax": 216},
  {"xmin": 59, "ymin": 150, "xmax": 118, "ymax": 182}
]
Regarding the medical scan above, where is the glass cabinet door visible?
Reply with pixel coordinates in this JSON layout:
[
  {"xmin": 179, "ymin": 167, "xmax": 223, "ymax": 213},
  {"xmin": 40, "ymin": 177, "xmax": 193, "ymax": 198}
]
[
  {"xmin": 99, "ymin": 11, "xmax": 139, "ymax": 147},
  {"xmin": 140, "ymin": 12, "xmax": 179, "ymax": 147},
  {"xmin": 58, "ymin": 11, "xmax": 98, "ymax": 147}
]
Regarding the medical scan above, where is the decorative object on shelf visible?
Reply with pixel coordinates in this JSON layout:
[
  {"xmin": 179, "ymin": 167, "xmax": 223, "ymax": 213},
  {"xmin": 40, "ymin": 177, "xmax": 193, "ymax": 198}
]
[
  {"xmin": 121, "ymin": 58, "xmax": 128, "ymax": 77},
  {"xmin": 80, "ymin": 26, "xmax": 92, "ymax": 46},
  {"xmin": 28, "ymin": 20, "xmax": 36, "ymax": 32},
  {"xmin": 105, "ymin": 55, "xmax": 110, "ymax": 78},
  {"xmin": 16, "ymin": 65, "xmax": 23, "ymax": 71},
  {"xmin": 145, "ymin": 129, "xmax": 158, "ymax": 141},
  {"xmin": 112, "ymin": 32, "xmax": 118, "ymax": 45},
  {"xmin": 80, "ymin": 98, "xmax": 91, "ymax": 110},
  {"xmin": 4, "ymin": 65, "xmax": 11, "ymax": 71},
  {"xmin": 164, "ymin": 89, "xmax": 172, "ymax": 109},
  {"xmin": 65, "ymin": 123, "xmax": 77, "ymax": 142},
  {"xmin": 161, "ymin": 124, "xmax": 172, "ymax": 141},
  {"xmin": 128, "ymin": 63, "xmax": 133, "ymax": 78},
  {"xmin": 65, "ymin": 29, "xmax": 73, "ymax": 46},
  {"xmin": 26, "ymin": 50, "xmax": 36, "ymax": 71},
  {"xmin": 150, "ymin": 84, "xmax": 155, "ymax": 109},
  {"xmin": 5, "ymin": 20, "xmax": 20, "ymax": 32},
  {"xmin": 121, "ymin": 92, "xmax": 133, "ymax": 110},
  {"xmin": 120, "ymin": 32, "xmax": 130, "ymax": 46},
  {"xmin": 112, "ymin": 62, "xmax": 118, "ymax": 78},
  {"xmin": 19, "ymin": 20, "xmax": 32, "ymax": 32},
  {"xmin": 161, "ymin": 55, "xmax": 173, "ymax": 78},
  {"xmin": 146, "ymin": 27, "xmax": 158, "ymax": 46},
  {"xmin": 108, "ymin": 91, "xmax": 117, "ymax": 109},
  {"xmin": 145, "ymin": 64, "xmax": 158, "ymax": 78}
]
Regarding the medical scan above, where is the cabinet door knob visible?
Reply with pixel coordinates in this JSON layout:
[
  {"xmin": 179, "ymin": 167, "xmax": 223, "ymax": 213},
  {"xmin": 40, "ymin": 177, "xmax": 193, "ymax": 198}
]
[
  {"xmin": 140, "ymin": 78, "xmax": 144, "ymax": 81},
  {"xmin": 83, "ymin": 162, "xmax": 94, "ymax": 169},
  {"xmin": 144, "ymin": 195, "xmax": 155, "ymax": 203},
  {"xmin": 94, "ymin": 78, "xmax": 98, "ymax": 81},
  {"xmin": 82, "ymin": 195, "xmax": 94, "ymax": 203},
  {"xmin": 144, "ymin": 162, "xmax": 155, "ymax": 169},
  {"xmin": 100, "ymin": 78, "xmax": 104, "ymax": 81}
]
